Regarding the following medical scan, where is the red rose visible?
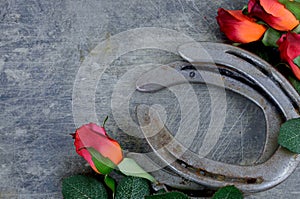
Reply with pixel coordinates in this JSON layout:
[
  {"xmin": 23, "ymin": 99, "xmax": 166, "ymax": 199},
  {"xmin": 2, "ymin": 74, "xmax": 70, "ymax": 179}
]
[
  {"xmin": 277, "ymin": 32, "xmax": 300, "ymax": 80},
  {"xmin": 216, "ymin": 8, "xmax": 267, "ymax": 43},
  {"xmin": 248, "ymin": 0, "xmax": 299, "ymax": 31},
  {"xmin": 72, "ymin": 123, "xmax": 123, "ymax": 174}
]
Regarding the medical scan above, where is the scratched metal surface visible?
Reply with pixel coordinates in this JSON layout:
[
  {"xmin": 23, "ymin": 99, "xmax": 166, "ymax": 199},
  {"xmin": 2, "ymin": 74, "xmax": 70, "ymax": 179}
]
[{"xmin": 0, "ymin": 0, "xmax": 299, "ymax": 198}]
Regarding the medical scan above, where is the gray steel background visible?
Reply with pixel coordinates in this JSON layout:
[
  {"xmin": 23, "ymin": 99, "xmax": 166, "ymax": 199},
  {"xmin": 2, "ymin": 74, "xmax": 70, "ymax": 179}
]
[{"xmin": 0, "ymin": 0, "xmax": 299, "ymax": 198}]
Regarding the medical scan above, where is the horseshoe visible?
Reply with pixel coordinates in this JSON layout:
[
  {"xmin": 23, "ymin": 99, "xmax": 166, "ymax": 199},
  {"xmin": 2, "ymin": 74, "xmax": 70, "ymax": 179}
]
[{"xmin": 136, "ymin": 42, "xmax": 300, "ymax": 193}]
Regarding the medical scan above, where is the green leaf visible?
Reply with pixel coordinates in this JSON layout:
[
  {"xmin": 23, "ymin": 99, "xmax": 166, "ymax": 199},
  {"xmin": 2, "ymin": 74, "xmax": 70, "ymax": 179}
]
[
  {"xmin": 87, "ymin": 147, "xmax": 116, "ymax": 174},
  {"xmin": 242, "ymin": 5, "xmax": 248, "ymax": 15},
  {"xmin": 278, "ymin": 118, "xmax": 300, "ymax": 153},
  {"xmin": 117, "ymin": 158, "xmax": 156, "ymax": 183},
  {"xmin": 293, "ymin": 24, "xmax": 300, "ymax": 34},
  {"xmin": 293, "ymin": 56, "xmax": 300, "ymax": 67},
  {"xmin": 104, "ymin": 175, "xmax": 116, "ymax": 193},
  {"xmin": 262, "ymin": 28, "xmax": 282, "ymax": 47},
  {"xmin": 115, "ymin": 176, "xmax": 150, "ymax": 199},
  {"xmin": 279, "ymin": 0, "xmax": 300, "ymax": 20},
  {"xmin": 62, "ymin": 175, "xmax": 108, "ymax": 199},
  {"xmin": 288, "ymin": 75, "xmax": 300, "ymax": 94},
  {"xmin": 145, "ymin": 192, "xmax": 190, "ymax": 199},
  {"xmin": 212, "ymin": 186, "xmax": 243, "ymax": 199},
  {"xmin": 256, "ymin": 20, "xmax": 268, "ymax": 26}
]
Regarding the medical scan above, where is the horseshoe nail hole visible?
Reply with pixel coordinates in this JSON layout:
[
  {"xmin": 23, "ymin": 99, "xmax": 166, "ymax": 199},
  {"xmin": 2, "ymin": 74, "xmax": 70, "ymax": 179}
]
[
  {"xmin": 189, "ymin": 71, "xmax": 195, "ymax": 78},
  {"xmin": 180, "ymin": 64, "xmax": 196, "ymax": 71}
]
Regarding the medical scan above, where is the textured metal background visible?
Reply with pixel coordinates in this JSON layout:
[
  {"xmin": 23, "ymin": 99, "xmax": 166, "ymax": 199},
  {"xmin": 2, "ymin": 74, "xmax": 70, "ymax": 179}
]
[{"xmin": 0, "ymin": 0, "xmax": 299, "ymax": 198}]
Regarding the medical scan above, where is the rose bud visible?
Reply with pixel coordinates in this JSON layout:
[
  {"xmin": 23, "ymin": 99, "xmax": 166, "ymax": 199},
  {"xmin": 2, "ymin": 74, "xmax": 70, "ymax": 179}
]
[
  {"xmin": 277, "ymin": 32, "xmax": 300, "ymax": 80},
  {"xmin": 248, "ymin": 0, "xmax": 299, "ymax": 31},
  {"xmin": 72, "ymin": 123, "xmax": 123, "ymax": 174},
  {"xmin": 216, "ymin": 8, "xmax": 267, "ymax": 43}
]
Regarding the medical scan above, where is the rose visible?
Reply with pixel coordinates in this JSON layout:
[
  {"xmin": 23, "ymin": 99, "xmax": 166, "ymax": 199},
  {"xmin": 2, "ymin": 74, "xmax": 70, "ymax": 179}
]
[
  {"xmin": 72, "ymin": 123, "xmax": 123, "ymax": 174},
  {"xmin": 216, "ymin": 8, "xmax": 267, "ymax": 43},
  {"xmin": 248, "ymin": 0, "xmax": 299, "ymax": 31},
  {"xmin": 277, "ymin": 32, "xmax": 300, "ymax": 80}
]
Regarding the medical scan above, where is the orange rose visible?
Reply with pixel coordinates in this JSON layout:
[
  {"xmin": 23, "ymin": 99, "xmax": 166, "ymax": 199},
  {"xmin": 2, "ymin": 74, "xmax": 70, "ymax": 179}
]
[
  {"xmin": 216, "ymin": 8, "xmax": 267, "ymax": 43},
  {"xmin": 248, "ymin": 0, "xmax": 299, "ymax": 31},
  {"xmin": 277, "ymin": 32, "xmax": 300, "ymax": 80},
  {"xmin": 72, "ymin": 123, "xmax": 123, "ymax": 174}
]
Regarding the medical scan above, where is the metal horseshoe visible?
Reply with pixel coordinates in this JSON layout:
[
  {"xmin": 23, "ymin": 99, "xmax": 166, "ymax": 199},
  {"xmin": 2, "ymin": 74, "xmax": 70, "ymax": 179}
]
[{"xmin": 135, "ymin": 42, "xmax": 300, "ymax": 193}]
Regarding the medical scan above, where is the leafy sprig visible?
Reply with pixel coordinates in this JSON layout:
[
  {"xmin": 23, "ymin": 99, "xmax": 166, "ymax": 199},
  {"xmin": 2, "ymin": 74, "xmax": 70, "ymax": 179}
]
[{"xmin": 62, "ymin": 175, "xmax": 243, "ymax": 199}]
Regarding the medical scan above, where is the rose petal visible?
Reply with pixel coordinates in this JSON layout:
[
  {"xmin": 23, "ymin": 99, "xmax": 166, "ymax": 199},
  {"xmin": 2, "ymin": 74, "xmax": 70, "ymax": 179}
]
[
  {"xmin": 277, "ymin": 32, "xmax": 300, "ymax": 80},
  {"xmin": 248, "ymin": 0, "xmax": 299, "ymax": 31},
  {"xmin": 73, "ymin": 131, "xmax": 99, "ymax": 173},
  {"xmin": 217, "ymin": 8, "xmax": 267, "ymax": 43}
]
